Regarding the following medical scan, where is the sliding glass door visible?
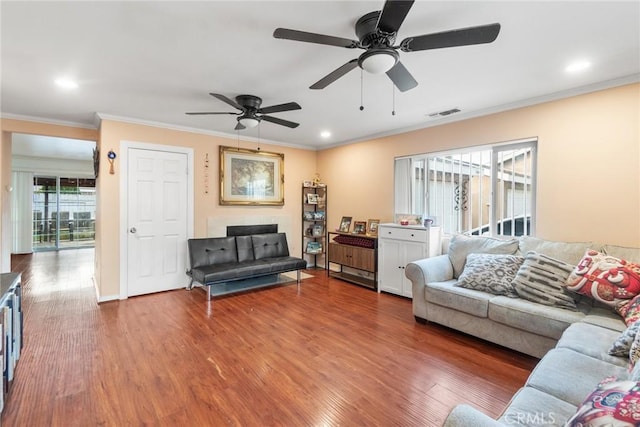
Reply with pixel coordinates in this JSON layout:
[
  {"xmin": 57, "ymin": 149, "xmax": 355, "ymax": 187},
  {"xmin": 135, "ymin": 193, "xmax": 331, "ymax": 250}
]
[{"xmin": 32, "ymin": 177, "xmax": 96, "ymax": 251}]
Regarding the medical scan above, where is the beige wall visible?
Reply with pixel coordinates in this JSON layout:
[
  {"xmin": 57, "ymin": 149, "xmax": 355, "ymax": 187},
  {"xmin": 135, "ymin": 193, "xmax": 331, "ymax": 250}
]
[
  {"xmin": 318, "ymin": 83, "xmax": 640, "ymax": 247},
  {"xmin": 97, "ymin": 120, "xmax": 317, "ymax": 299}
]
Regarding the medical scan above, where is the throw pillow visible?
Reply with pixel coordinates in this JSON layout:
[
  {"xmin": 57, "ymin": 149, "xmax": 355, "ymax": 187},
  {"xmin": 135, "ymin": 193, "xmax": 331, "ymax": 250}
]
[
  {"xmin": 617, "ymin": 294, "xmax": 640, "ymax": 326},
  {"xmin": 565, "ymin": 250, "xmax": 640, "ymax": 307},
  {"xmin": 512, "ymin": 251, "xmax": 578, "ymax": 310},
  {"xmin": 448, "ymin": 234, "xmax": 519, "ymax": 278},
  {"xmin": 565, "ymin": 376, "xmax": 640, "ymax": 426},
  {"xmin": 609, "ymin": 321, "xmax": 640, "ymax": 357},
  {"xmin": 455, "ymin": 253, "xmax": 523, "ymax": 297},
  {"xmin": 630, "ymin": 331, "xmax": 640, "ymax": 369}
]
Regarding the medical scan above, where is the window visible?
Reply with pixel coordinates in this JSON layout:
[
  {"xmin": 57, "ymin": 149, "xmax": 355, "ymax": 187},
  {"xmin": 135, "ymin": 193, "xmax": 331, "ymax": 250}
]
[{"xmin": 395, "ymin": 139, "xmax": 537, "ymax": 236}]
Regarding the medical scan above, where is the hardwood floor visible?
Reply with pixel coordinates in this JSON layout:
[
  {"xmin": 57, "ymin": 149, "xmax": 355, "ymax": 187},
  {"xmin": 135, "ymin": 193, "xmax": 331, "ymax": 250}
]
[{"xmin": 4, "ymin": 249, "xmax": 537, "ymax": 426}]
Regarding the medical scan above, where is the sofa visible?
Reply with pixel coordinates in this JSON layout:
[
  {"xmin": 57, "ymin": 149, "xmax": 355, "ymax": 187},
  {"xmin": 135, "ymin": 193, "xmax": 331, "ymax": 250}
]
[
  {"xmin": 187, "ymin": 231, "xmax": 307, "ymax": 300},
  {"xmin": 405, "ymin": 234, "xmax": 640, "ymax": 426}
]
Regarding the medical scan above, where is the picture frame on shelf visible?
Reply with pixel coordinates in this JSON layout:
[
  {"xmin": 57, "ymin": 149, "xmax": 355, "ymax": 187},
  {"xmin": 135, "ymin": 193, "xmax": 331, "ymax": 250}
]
[
  {"xmin": 313, "ymin": 210, "xmax": 325, "ymax": 220},
  {"xmin": 353, "ymin": 221, "xmax": 366, "ymax": 234},
  {"xmin": 306, "ymin": 241, "xmax": 322, "ymax": 254},
  {"xmin": 303, "ymin": 180, "xmax": 314, "ymax": 188},
  {"xmin": 306, "ymin": 193, "xmax": 319, "ymax": 204},
  {"xmin": 339, "ymin": 216, "xmax": 352, "ymax": 233},
  {"xmin": 367, "ymin": 219, "xmax": 380, "ymax": 236},
  {"xmin": 219, "ymin": 145, "xmax": 284, "ymax": 205},
  {"xmin": 303, "ymin": 211, "xmax": 315, "ymax": 221},
  {"xmin": 312, "ymin": 224, "xmax": 324, "ymax": 237}
]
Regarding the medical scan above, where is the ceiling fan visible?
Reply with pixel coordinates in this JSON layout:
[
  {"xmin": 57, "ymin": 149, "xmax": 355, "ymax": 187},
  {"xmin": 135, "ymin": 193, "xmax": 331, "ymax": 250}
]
[
  {"xmin": 186, "ymin": 93, "xmax": 301, "ymax": 130},
  {"xmin": 273, "ymin": 0, "xmax": 500, "ymax": 92}
]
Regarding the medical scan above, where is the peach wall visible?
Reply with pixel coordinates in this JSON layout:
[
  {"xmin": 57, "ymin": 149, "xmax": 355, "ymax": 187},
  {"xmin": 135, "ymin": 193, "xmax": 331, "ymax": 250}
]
[
  {"xmin": 97, "ymin": 120, "xmax": 316, "ymax": 299},
  {"xmin": 318, "ymin": 83, "xmax": 640, "ymax": 247}
]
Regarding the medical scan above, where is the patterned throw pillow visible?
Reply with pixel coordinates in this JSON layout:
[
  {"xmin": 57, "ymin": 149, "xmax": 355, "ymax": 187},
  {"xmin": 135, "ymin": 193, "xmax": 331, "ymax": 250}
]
[
  {"xmin": 565, "ymin": 250, "xmax": 640, "ymax": 307},
  {"xmin": 617, "ymin": 295, "xmax": 640, "ymax": 326},
  {"xmin": 455, "ymin": 253, "xmax": 523, "ymax": 297},
  {"xmin": 512, "ymin": 251, "xmax": 577, "ymax": 310},
  {"xmin": 631, "ymin": 331, "xmax": 640, "ymax": 369},
  {"xmin": 609, "ymin": 321, "xmax": 640, "ymax": 357},
  {"xmin": 565, "ymin": 377, "xmax": 640, "ymax": 426}
]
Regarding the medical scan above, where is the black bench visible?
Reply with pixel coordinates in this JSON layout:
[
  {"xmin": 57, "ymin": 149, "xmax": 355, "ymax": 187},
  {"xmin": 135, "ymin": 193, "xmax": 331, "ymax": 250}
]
[{"xmin": 187, "ymin": 226, "xmax": 306, "ymax": 300}]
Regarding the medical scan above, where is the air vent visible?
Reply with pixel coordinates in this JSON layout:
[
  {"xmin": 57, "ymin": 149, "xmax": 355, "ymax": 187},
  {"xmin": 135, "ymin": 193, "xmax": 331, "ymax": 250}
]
[{"xmin": 428, "ymin": 108, "xmax": 461, "ymax": 118}]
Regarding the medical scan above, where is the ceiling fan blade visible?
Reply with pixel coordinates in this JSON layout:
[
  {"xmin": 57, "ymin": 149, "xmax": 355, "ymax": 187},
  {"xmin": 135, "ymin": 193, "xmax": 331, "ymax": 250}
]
[
  {"xmin": 274, "ymin": 28, "xmax": 359, "ymax": 48},
  {"xmin": 185, "ymin": 112, "xmax": 238, "ymax": 115},
  {"xmin": 261, "ymin": 115, "xmax": 299, "ymax": 128},
  {"xmin": 310, "ymin": 59, "xmax": 359, "ymax": 90},
  {"xmin": 258, "ymin": 102, "xmax": 301, "ymax": 115},
  {"xmin": 234, "ymin": 122, "xmax": 246, "ymax": 131},
  {"xmin": 386, "ymin": 61, "xmax": 418, "ymax": 92},
  {"xmin": 377, "ymin": 0, "xmax": 414, "ymax": 34},
  {"xmin": 209, "ymin": 93, "xmax": 244, "ymax": 111},
  {"xmin": 400, "ymin": 23, "xmax": 501, "ymax": 52}
]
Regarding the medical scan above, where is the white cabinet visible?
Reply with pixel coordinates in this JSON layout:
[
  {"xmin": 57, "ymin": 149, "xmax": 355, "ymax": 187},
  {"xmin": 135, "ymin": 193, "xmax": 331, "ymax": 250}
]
[{"xmin": 378, "ymin": 224, "xmax": 441, "ymax": 297}]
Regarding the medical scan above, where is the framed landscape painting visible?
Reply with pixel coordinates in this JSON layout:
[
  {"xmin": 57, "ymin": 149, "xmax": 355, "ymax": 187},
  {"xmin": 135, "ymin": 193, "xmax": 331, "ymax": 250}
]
[{"xmin": 219, "ymin": 146, "xmax": 284, "ymax": 205}]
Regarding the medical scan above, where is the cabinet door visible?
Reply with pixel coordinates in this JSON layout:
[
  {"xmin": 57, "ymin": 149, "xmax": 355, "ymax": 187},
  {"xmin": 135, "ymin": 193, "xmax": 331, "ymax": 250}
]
[
  {"xmin": 401, "ymin": 241, "xmax": 427, "ymax": 297},
  {"xmin": 328, "ymin": 243, "xmax": 348, "ymax": 265},
  {"xmin": 350, "ymin": 246, "xmax": 375, "ymax": 272},
  {"xmin": 378, "ymin": 239, "xmax": 403, "ymax": 295}
]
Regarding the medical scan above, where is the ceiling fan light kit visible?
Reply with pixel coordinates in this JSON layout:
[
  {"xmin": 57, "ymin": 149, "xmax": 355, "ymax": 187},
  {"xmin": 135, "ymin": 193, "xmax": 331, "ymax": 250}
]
[
  {"xmin": 358, "ymin": 49, "xmax": 398, "ymax": 74},
  {"xmin": 238, "ymin": 117, "xmax": 260, "ymax": 128}
]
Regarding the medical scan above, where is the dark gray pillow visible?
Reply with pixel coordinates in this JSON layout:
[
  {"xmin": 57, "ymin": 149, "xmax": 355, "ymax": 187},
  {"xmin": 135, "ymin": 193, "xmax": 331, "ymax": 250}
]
[
  {"xmin": 455, "ymin": 253, "xmax": 523, "ymax": 297},
  {"xmin": 252, "ymin": 233, "xmax": 289, "ymax": 260},
  {"xmin": 512, "ymin": 251, "xmax": 578, "ymax": 310}
]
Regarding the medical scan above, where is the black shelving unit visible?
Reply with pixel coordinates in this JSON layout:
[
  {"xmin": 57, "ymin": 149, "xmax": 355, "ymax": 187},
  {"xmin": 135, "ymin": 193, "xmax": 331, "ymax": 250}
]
[{"xmin": 302, "ymin": 184, "xmax": 327, "ymax": 268}]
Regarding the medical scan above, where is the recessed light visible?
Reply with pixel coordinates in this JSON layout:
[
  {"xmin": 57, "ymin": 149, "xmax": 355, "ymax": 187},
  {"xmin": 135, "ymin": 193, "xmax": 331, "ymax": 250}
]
[
  {"xmin": 320, "ymin": 131, "xmax": 331, "ymax": 138},
  {"xmin": 565, "ymin": 60, "xmax": 591, "ymax": 74},
  {"xmin": 55, "ymin": 78, "xmax": 79, "ymax": 89}
]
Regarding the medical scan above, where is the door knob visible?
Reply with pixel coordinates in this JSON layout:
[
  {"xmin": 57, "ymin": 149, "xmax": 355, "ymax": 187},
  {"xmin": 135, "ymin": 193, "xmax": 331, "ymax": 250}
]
[{"xmin": 130, "ymin": 227, "xmax": 137, "ymax": 234}]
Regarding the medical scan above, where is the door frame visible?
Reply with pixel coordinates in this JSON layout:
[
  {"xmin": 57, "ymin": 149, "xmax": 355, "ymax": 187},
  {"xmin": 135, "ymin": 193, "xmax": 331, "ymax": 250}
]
[{"xmin": 118, "ymin": 140, "xmax": 194, "ymax": 299}]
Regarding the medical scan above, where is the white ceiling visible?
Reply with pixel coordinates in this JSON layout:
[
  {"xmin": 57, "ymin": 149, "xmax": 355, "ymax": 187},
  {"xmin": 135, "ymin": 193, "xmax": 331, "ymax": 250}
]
[{"xmin": 1, "ymin": 1, "xmax": 639, "ymax": 151}]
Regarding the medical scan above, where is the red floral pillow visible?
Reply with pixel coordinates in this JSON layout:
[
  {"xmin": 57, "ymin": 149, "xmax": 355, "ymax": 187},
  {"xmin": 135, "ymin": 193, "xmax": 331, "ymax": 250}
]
[
  {"xmin": 565, "ymin": 377, "xmax": 640, "ymax": 426},
  {"xmin": 566, "ymin": 250, "xmax": 640, "ymax": 307},
  {"xmin": 617, "ymin": 295, "xmax": 640, "ymax": 326}
]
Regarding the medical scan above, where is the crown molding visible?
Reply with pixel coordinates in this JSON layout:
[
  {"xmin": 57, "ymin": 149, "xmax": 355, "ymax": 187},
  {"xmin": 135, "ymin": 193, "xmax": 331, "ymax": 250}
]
[{"xmin": 0, "ymin": 113, "xmax": 97, "ymax": 130}]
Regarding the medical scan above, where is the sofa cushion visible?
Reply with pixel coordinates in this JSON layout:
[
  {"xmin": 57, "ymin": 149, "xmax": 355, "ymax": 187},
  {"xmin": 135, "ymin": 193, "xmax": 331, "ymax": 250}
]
[
  {"xmin": 566, "ymin": 250, "xmax": 640, "ymax": 307},
  {"xmin": 498, "ymin": 387, "xmax": 577, "ymax": 426},
  {"xmin": 518, "ymin": 236, "xmax": 591, "ymax": 265},
  {"xmin": 188, "ymin": 237, "xmax": 238, "ymax": 269},
  {"xmin": 252, "ymin": 233, "xmax": 290, "ymax": 260},
  {"xmin": 565, "ymin": 377, "xmax": 640, "ymax": 426},
  {"xmin": 456, "ymin": 253, "xmax": 523, "ymax": 297},
  {"xmin": 512, "ymin": 251, "xmax": 578, "ymax": 310},
  {"xmin": 489, "ymin": 296, "xmax": 586, "ymax": 339},
  {"xmin": 556, "ymin": 323, "xmax": 629, "ymax": 368},
  {"xmin": 264, "ymin": 256, "xmax": 307, "ymax": 273},
  {"xmin": 581, "ymin": 307, "xmax": 626, "ymax": 332},
  {"xmin": 190, "ymin": 262, "xmax": 241, "ymax": 284},
  {"xmin": 236, "ymin": 235, "xmax": 255, "ymax": 262},
  {"xmin": 448, "ymin": 234, "xmax": 519, "ymax": 278},
  {"xmin": 526, "ymin": 348, "xmax": 629, "ymax": 406},
  {"xmin": 602, "ymin": 244, "xmax": 640, "ymax": 264},
  {"xmin": 425, "ymin": 280, "xmax": 492, "ymax": 318}
]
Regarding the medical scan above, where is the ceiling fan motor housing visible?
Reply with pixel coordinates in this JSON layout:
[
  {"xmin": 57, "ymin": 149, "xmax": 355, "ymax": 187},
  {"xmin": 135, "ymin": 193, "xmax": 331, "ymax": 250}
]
[
  {"xmin": 235, "ymin": 95, "xmax": 262, "ymax": 111},
  {"xmin": 356, "ymin": 11, "xmax": 397, "ymax": 47}
]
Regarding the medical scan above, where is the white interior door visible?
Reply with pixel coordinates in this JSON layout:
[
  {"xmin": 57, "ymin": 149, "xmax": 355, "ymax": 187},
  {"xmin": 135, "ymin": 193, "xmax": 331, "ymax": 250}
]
[{"xmin": 126, "ymin": 147, "xmax": 188, "ymax": 297}]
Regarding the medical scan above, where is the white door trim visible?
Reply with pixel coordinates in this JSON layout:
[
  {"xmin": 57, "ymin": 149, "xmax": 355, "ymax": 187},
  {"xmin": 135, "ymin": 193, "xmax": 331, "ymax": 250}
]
[{"xmin": 119, "ymin": 140, "xmax": 194, "ymax": 299}]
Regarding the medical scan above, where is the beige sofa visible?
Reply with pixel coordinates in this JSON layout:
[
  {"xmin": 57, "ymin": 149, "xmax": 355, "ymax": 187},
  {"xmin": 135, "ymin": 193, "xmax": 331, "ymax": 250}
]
[{"xmin": 405, "ymin": 235, "xmax": 640, "ymax": 425}]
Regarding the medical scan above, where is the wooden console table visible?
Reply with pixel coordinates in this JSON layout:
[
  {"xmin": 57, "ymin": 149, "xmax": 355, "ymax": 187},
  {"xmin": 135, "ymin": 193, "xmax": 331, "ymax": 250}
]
[{"xmin": 326, "ymin": 232, "xmax": 378, "ymax": 290}]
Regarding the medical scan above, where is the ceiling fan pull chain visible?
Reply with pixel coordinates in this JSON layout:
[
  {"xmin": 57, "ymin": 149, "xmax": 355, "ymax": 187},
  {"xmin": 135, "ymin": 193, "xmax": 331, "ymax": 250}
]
[
  {"xmin": 257, "ymin": 123, "xmax": 261, "ymax": 151},
  {"xmin": 360, "ymin": 69, "xmax": 364, "ymax": 111},
  {"xmin": 392, "ymin": 82, "xmax": 396, "ymax": 116}
]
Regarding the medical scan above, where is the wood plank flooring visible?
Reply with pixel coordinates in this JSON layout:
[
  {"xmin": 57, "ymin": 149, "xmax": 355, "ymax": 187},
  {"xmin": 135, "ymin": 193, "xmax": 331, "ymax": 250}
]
[{"xmin": 4, "ymin": 249, "xmax": 537, "ymax": 426}]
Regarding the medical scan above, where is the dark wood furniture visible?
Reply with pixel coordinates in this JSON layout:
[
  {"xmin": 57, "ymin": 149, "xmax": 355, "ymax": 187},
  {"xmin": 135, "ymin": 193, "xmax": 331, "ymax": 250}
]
[{"xmin": 326, "ymin": 231, "xmax": 378, "ymax": 290}]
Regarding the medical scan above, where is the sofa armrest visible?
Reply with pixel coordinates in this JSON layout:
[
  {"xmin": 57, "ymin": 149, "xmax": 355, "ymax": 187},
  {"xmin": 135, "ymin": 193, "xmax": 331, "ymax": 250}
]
[
  {"xmin": 405, "ymin": 254, "xmax": 454, "ymax": 320},
  {"xmin": 443, "ymin": 405, "xmax": 505, "ymax": 427}
]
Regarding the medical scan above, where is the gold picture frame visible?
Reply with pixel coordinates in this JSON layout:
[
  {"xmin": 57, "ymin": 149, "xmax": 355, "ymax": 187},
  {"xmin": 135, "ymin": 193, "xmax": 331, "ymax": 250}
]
[
  {"xmin": 219, "ymin": 146, "xmax": 284, "ymax": 205},
  {"xmin": 367, "ymin": 219, "xmax": 380, "ymax": 236},
  {"xmin": 339, "ymin": 216, "xmax": 352, "ymax": 233}
]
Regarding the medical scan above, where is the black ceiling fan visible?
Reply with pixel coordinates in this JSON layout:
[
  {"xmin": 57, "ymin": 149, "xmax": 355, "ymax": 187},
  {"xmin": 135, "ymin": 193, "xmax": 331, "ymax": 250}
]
[
  {"xmin": 186, "ymin": 93, "xmax": 301, "ymax": 130},
  {"xmin": 273, "ymin": 0, "xmax": 500, "ymax": 92}
]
